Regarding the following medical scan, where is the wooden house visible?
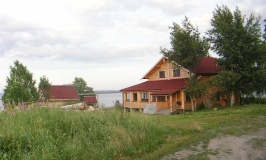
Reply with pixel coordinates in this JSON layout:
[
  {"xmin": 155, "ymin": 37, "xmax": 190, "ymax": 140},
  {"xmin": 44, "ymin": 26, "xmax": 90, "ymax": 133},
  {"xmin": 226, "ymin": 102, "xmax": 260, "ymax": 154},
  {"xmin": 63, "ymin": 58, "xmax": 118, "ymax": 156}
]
[{"xmin": 120, "ymin": 57, "xmax": 232, "ymax": 113}]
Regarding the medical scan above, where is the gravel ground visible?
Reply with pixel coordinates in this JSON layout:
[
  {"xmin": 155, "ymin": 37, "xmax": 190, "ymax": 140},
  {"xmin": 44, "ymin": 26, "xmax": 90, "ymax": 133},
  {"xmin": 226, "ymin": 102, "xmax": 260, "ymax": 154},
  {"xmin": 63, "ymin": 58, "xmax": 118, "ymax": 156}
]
[{"xmin": 161, "ymin": 128, "xmax": 266, "ymax": 160}]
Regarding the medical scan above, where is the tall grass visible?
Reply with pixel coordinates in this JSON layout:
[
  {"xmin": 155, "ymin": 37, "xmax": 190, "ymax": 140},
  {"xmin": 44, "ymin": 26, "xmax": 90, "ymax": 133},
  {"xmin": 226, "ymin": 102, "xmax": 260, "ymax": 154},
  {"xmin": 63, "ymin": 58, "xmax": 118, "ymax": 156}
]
[
  {"xmin": 0, "ymin": 108, "xmax": 170, "ymax": 159},
  {"xmin": 0, "ymin": 104, "xmax": 265, "ymax": 159}
]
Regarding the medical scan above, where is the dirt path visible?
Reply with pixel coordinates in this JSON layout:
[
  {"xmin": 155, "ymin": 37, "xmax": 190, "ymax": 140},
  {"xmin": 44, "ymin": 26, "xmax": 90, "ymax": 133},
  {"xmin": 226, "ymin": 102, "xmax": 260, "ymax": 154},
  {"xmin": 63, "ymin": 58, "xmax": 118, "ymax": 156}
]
[{"xmin": 161, "ymin": 128, "xmax": 266, "ymax": 160}]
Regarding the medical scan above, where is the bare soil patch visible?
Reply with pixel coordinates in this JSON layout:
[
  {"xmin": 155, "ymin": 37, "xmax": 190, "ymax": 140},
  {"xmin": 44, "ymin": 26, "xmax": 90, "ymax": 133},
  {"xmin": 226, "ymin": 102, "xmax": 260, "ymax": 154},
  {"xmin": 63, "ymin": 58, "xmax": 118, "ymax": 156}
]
[{"xmin": 161, "ymin": 128, "xmax": 266, "ymax": 160}]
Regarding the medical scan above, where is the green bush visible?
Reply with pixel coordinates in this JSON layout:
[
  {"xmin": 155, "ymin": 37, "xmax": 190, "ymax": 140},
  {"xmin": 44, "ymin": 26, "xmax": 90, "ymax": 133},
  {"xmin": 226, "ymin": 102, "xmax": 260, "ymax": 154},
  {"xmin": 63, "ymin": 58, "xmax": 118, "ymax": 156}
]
[{"xmin": 241, "ymin": 96, "xmax": 266, "ymax": 104}]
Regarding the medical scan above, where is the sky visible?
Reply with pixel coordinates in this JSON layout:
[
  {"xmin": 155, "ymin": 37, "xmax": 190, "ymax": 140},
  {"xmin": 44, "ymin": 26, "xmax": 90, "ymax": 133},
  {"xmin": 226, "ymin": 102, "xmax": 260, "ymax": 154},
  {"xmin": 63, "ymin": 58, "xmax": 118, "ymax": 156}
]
[{"xmin": 0, "ymin": 0, "xmax": 265, "ymax": 92}]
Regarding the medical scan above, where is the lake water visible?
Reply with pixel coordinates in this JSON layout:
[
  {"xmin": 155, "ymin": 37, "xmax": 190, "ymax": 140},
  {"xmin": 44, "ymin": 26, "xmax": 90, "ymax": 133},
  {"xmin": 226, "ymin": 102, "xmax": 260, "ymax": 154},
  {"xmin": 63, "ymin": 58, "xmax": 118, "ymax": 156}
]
[
  {"xmin": 0, "ymin": 92, "xmax": 122, "ymax": 111},
  {"xmin": 97, "ymin": 92, "xmax": 122, "ymax": 107}
]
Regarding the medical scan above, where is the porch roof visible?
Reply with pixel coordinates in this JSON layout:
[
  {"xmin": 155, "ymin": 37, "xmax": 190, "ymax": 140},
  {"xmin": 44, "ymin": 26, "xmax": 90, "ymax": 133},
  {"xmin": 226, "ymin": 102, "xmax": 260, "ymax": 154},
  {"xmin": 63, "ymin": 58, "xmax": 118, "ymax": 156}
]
[
  {"xmin": 151, "ymin": 89, "xmax": 180, "ymax": 95},
  {"xmin": 120, "ymin": 78, "xmax": 187, "ymax": 95}
]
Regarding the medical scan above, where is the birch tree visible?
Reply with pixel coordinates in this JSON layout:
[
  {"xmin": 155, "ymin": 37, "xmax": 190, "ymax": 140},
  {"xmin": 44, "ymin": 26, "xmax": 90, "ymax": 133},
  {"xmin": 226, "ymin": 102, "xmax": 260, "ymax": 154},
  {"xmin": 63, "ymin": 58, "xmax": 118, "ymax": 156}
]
[
  {"xmin": 39, "ymin": 75, "xmax": 52, "ymax": 102},
  {"xmin": 161, "ymin": 17, "xmax": 209, "ymax": 111},
  {"xmin": 2, "ymin": 60, "xmax": 39, "ymax": 105},
  {"xmin": 207, "ymin": 5, "xmax": 264, "ymax": 106}
]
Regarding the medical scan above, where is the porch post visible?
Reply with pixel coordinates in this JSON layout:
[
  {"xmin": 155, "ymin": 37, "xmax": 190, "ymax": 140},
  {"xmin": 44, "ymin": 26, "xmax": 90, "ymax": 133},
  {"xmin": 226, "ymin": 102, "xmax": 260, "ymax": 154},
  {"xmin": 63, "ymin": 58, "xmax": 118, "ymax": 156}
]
[
  {"xmin": 181, "ymin": 89, "xmax": 185, "ymax": 112},
  {"xmin": 96, "ymin": 93, "xmax": 99, "ymax": 107},
  {"xmin": 137, "ymin": 92, "xmax": 141, "ymax": 109},
  {"xmin": 156, "ymin": 96, "xmax": 158, "ymax": 112},
  {"xmin": 148, "ymin": 92, "xmax": 151, "ymax": 104},
  {"xmin": 170, "ymin": 94, "xmax": 173, "ymax": 112},
  {"xmin": 123, "ymin": 92, "xmax": 125, "ymax": 112},
  {"xmin": 130, "ymin": 92, "xmax": 132, "ymax": 112}
]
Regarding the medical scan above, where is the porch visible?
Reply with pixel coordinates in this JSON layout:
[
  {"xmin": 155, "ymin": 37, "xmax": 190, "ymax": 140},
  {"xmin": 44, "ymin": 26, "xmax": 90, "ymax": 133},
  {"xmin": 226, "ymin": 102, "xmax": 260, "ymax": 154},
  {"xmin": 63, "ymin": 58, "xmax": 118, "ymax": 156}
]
[{"xmin": 122, "ymin": 90, "xmax": 193, "ymax": 113}]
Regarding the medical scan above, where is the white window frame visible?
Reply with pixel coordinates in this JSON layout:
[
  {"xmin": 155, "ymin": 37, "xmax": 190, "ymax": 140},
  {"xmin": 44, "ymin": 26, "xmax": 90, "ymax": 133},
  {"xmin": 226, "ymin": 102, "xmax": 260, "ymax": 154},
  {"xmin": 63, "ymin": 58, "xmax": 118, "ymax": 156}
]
[
  {"xmin": 141, "ymin": 92, "xmax": 149, "ymax": 101},
  {"xmin": 126, "ymin": 93, "xmax": 130, "ymax": 101}
]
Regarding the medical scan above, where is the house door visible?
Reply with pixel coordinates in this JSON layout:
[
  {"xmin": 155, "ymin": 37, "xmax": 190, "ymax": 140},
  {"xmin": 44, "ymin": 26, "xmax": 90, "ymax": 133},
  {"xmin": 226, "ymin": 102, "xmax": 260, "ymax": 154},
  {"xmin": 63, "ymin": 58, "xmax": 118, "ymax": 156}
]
[{"xmin": 167, "ymin": 95, "xmax": 170, "ymax": 109}]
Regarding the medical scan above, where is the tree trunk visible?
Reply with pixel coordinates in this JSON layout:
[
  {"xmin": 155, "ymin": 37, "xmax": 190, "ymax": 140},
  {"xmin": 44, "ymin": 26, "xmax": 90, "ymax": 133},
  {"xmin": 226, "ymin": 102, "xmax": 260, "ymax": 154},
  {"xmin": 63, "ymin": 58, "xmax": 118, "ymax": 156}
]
[
  {"xmin": 191, "ymin": 97, "xmax": 194, "ymax": 112},
  {"xmin": 230, "ymin": 91, "xmax": 235, "ymax": 107}
]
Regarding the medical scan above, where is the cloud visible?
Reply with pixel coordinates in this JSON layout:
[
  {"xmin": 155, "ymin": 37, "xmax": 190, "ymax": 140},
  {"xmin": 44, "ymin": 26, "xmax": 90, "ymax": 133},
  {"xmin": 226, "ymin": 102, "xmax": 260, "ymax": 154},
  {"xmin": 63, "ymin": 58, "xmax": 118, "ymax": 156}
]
[
  {"xmin": 0, "ymin": 0, "xmax": 265, "ymax": 92},
  {"xmin": 0, "ymin": 1, "xmax": 169, "ymax": 63}
]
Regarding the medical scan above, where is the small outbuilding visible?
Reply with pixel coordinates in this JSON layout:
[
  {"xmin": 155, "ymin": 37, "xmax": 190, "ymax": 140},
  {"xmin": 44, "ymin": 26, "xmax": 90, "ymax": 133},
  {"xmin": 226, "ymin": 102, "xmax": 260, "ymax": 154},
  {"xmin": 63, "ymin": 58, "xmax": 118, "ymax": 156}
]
[
  {"xmin": 49, "ymin": 85, "xmax": 79, "ymax": 102},
  {"xmin": 83, "ymin": 96, "xmax": 97, "ymax": 106}
]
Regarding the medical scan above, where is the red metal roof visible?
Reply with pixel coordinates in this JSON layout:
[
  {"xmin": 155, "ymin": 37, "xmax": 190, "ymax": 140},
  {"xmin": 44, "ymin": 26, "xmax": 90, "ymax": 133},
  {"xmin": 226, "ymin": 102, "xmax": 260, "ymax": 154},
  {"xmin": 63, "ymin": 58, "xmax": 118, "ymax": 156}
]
[
  {"xmin": 84, "ymin": 96, "xmax": 97, "ymax": 104},
  {"xmin": 121, "ymin": 57, "xmax": 221, "ymax": 95},
  {"xmin": 195, "ymin": 57, "xmax": 221, "ymax": 75},
  {"xmin": 49, "ymin": 85, "xmax": 79, "ymax": 100},
  {"xmin": 142, "ymin": 57, "xmax": 221, "ymax": 79},
  {"xmin": 151, "ymin": 89, "xmax": 181, "ymax": 95},
  {"xmin": 120, "ymin": 79, "xmax": 187, "ymax": 95}
]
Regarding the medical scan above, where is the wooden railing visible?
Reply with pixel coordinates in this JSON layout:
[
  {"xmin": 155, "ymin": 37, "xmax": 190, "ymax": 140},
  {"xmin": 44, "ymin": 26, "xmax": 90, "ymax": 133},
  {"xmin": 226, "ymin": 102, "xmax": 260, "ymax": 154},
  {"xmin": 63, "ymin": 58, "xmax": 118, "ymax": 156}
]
[{"xmin": 171, "ymin": 104, "xmax": 183, "ymax": 112}]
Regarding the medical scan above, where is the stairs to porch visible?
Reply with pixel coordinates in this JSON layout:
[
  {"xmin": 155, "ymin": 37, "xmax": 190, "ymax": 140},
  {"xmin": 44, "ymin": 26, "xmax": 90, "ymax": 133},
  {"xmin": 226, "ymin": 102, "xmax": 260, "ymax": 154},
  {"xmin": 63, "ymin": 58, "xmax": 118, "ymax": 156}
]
[
  {"xmin": 143, "ymin": 104, "xmax": 172, "ymax": 115},
  {"xmin": 143, "ymin": 104, "xmax": 157, "ymax": 114}
]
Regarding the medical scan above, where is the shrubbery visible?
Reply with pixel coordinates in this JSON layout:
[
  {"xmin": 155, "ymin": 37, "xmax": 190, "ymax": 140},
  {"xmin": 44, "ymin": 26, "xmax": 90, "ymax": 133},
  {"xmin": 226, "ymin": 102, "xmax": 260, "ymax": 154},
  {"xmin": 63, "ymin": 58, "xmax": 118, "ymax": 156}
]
[{"xmin": 241, "ymin": 96, "xmax": 266, "ymax": 104}]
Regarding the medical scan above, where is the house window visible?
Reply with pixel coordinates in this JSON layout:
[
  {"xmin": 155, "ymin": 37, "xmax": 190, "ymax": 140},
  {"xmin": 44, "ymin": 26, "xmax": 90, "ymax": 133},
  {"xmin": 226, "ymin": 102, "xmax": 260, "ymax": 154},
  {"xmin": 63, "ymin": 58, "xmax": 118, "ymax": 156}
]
[
  {"xmin": 141, "ymin": 93, "xmax": 149, "ymax": 101},
  {"xmin": 159, "ymin": 71, "xmax": 165, "ymax": 78},
  {"xmin": 126, "ymin": 93, "xmax": 130, "ymax": 101},
  {"xmin": 173, "ymin": 69, "xmax": 180, "ymax": 77},
  {"xmin": 157, "ymin": 96, "xmax": 166, "ymax": 102},
  {"xmin": 133, "ymin": 93, "xmax": 138, "ymax": 101},
  {"xmin": 152, "ymin": 96, "xmax": 156, "ymax": 102},
  {"xmin": 151, "ymin": 96, "xmax": 166, "ymax": 102}
]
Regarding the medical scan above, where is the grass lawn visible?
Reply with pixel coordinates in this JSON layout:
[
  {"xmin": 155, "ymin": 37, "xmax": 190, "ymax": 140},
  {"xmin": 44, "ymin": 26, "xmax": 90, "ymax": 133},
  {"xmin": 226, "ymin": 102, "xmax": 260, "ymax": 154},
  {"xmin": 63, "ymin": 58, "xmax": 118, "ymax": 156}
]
[
  {"xmin": 142, "ymin": 104, "xmax": 266, "ymax": 159},
  {"xmin": 0, "ymin": 104, "xmax": 265, "ymax": 159}
]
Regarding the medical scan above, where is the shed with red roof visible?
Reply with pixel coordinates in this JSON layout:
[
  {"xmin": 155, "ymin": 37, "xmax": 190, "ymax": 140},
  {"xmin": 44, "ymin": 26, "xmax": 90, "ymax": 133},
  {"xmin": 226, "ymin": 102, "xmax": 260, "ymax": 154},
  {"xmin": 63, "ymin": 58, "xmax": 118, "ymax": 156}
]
[
  {"xmin": 84, "ymin": 96, "xmax": 97, "ymax": 106},
  {"xmin": 49, "ymin": 85, "xmax": 79, "ymax": 101}
]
